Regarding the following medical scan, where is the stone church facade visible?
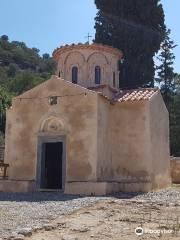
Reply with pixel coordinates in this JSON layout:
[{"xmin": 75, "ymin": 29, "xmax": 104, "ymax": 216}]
[{"xmin": 0, "ymin": 44, "xmax": 171, "ymax": 194}]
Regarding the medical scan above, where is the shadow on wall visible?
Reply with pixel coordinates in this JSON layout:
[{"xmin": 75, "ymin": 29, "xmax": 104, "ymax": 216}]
[{"xmin": 0, "ymin": 192, "xmax": 143, "ymax": 202}]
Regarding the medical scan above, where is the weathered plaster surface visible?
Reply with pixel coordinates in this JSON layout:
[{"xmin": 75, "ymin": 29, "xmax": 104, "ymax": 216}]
[
  {"xmin": 56, "ymin": 46, "xmax": 121, "ymax": 89},
  {"xmin": 4, "ymin": 76, "xmax": 98, "ymax": 186},
  {"xmin": 97, "ymin": 97, "xmax": 152, "ymax": 182},
  {"xmin": 96, "ymin": 92, "xmax": 171, "ymax": 191},
  {"xmin": 1, "ymin": 44, "xmax": 171, "ymax": 194},
  {"xmin": 149, "ymin": 94, "xmax": 171, "ymax": 188}
]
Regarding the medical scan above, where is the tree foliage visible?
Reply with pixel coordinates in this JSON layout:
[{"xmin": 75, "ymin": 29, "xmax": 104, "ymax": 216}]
[
  {"xmin": 156, "ymin": 29, "xmax": 177, "ymax": 107},
  {"xmin": 1, "ymin": 35, "xmax": 8, "ymax": 41},
  {"xmin": 0, "ymin": 35, "xmax": 56, "ymax": 136},
  {"xmin": 170, "ymin": 90, "xmax": 180, "ymax": 156},
  {"xmin": 0, "ymin": 85, "xmax": 13, "ymax": 134},
  {"xmin": 166, "ymin": 74, "xmax": 180, "ymax": 157},
  {"xmin": 94, "ymin": 0, "xmax": 165, "ymax": 88},
  {"xmin": 156, "ymin": 30, "xmax": 180, "ymax": 156}
]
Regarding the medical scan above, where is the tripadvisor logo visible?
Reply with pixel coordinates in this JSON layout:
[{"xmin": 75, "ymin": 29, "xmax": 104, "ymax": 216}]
[
  {"xmin": 135, "ymin": 227, "xmax": 174, "ymax": 236},
  {"xmin": 135, "ymin": 227, "xmax": 144, "ymax": 236}
]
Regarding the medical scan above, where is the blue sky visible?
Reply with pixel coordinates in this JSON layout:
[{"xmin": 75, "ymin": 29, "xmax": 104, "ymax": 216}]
[{"xmin": 0, "ymin": 0, "xmax": 179, "ymax": 72}]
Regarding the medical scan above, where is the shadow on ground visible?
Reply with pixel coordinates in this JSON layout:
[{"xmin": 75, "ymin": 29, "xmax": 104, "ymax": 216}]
[{"xmin": 0, "ymin": 191, "xmax": 143, "ymax": 202}]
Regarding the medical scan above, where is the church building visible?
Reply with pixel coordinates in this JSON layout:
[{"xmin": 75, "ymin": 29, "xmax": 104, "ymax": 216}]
[{"xmin": 0, "ymin": 43, "xmax": 171, "ymax": 194}]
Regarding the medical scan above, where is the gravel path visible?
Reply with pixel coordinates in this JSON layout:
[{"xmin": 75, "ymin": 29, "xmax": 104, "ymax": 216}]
[
  {"xmin": 134, "ymin": 187, "xmax": 180, "ymax": 203},
  {"xmin": 128, "ymin": 187, "xmax": 180, "ymax": 203},
  {"xmin": 0, "ymin": 187, "xmax": 179, "ymax": 239},
  {"xmin": 0, "ymin": 193, "xmax": 107, "ymax": 238}
]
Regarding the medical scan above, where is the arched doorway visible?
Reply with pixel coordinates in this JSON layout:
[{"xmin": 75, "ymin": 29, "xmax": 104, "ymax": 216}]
[{"xmin": 36, "ymin": 117, "xmax": 66, "ymax": 191}]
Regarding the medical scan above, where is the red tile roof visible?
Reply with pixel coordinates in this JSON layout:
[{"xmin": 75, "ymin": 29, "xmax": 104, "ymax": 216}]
[
  {"xmin": 88, "ymin": 84, "xmax": 118, "ymax": 93},
  {"xmin": 53, "ymin": 43, "xmax": 123, "ymax": 61},
  {"xmin": 114, "ymin": 88, "xmax": 159, "ymax": 103}
]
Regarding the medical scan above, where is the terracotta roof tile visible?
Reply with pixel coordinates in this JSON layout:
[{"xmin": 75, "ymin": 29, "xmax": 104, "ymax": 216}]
[
  {"xmin": 114, "ymin": 88, "xmax": 159, "ymax": 103},
  {"xmin": 53, "ymin": 43, "xmax": 123, "ymax": 60}
]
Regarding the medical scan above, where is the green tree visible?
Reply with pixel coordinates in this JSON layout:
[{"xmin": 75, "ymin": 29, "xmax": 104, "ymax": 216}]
[
  {"xmin": 0, "ymin": 86, "xmax": 12, "ymax": 134},
  {"xmin": 169, "ymin": 74, "xmax": 180, "ymax": 156},
  {"xmin": 156, "ymin": 30, "xmax": 178, "ymax": 156},
  {"xmin": 170, "ymin": 92, "xmax": 180, "ymax": 156},
  {"xmin": 6, "ymin": 71, "xmax": 46, "ymax": 95},
  {"xmin": 0, "ymin": 36, "xmax": 56, "ymax": 133},
  {"xmin": 43, "ymin": 53, "xmax": 50, "ymax": 59},
  {"xmin": 1, "ymin": 35, "xmax": 9, "ymax": 41},
  {"xmin": 156, "ymin": 28, "xmax": 177, "ymax": 107},
  {"xmin": 7, "ymin": 63, "xmax": 18, "ymax": 77},
  {"xmin": 94, "ymin": 0, "xmax": 165, "ymax": 88},
  {"xmin": 0, "ymin": 132, "xmax": 4, "ymax": 145}
]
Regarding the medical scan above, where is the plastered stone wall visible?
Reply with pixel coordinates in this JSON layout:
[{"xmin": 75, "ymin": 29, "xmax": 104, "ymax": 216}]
[
  {"xmin": 149, "ymin": 94, "xmax": 171, "ymax": 188},
  {"xmin": 96, "ymin": 92, "xmax": 171, "ymax": 190},
  {"xmin": 97, "ymin": 96, "xmax": 112, "ymax": 180},
  {"xmin": 110, "ymin": 101, "xmax": 152, "ymax": 183},
  {"xmin": 54, "ymin": 44, "xmax": 122, "ymax": 90},
  {"xmin": 4, "ymin": 76, "xmax": 98, "ymax": 184},
  {"xmin": 2, "ymin": 43, "xmax": 170, "ymax": 194}
]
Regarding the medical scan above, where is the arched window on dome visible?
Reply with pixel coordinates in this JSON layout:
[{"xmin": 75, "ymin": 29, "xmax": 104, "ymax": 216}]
[
  {"xmin": 72, "ymin": 66, "xmax": 78, "ymax": 84},
  {"xmin": 95, "ymin": 66, "xmax": 101, "ymax": 84}
]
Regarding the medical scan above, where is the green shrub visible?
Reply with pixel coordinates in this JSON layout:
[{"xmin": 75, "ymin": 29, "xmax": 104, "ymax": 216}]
[{"xmin": 0, "ymin": 132, "xmax": 4, "ymax": 145}]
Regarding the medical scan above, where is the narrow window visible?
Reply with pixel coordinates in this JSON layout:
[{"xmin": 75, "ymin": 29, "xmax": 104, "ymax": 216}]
[
  {"xmin": 95, "ymin": 66, "xmax": 101, "ymax": 84},
  {"xmin": 72, "ymin": 66, "xmax": 78, "ymax": 84},
  {"xmin": 49, "ymin": 96, "xmax": 58, "ymax": 105},
  {"xmin": 113, "ymin": 72, "xmax": 116, "ymax": 87}
]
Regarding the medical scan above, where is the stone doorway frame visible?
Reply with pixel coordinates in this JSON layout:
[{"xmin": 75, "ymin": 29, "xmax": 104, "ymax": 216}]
[{"xmin": 36, "ymin": 135, "xmax": 66, "ymax": 192}]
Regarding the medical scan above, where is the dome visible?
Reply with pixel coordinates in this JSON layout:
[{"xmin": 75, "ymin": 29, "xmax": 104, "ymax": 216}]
[{"xmin": 53, "ymin": 43, "xmax": 123, "ymax": 90}]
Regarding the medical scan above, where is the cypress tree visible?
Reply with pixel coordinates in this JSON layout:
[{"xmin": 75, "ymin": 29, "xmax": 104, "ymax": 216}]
[
  {"xmin": 156, "ymin": 28, "xmax": 177, "ymax": 107},
  {"xmin": 156, "ymin": 29, "xmax": 180, "ymax": 156},
  {"xmin": 170, "ymin": 93, "xmax": 180, "ymax": 156},
  {"xmin": 156, "ymin": 29, "xmax": 177, "ymax": 156},
  {"xmin": 94, "ymin": 0, "xmax": 165, "ymax": 89}
]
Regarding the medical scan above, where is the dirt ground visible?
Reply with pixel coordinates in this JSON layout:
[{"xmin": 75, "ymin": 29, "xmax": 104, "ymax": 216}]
[{"xmin": 25, "ymin": 198, "xmax": 180, "ymax": 240}]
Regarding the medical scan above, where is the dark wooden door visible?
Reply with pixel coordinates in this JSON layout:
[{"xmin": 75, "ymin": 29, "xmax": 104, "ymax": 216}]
[{"xmin": 43, "ymin": 142, "xmax": 63, "ymax": 189}]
